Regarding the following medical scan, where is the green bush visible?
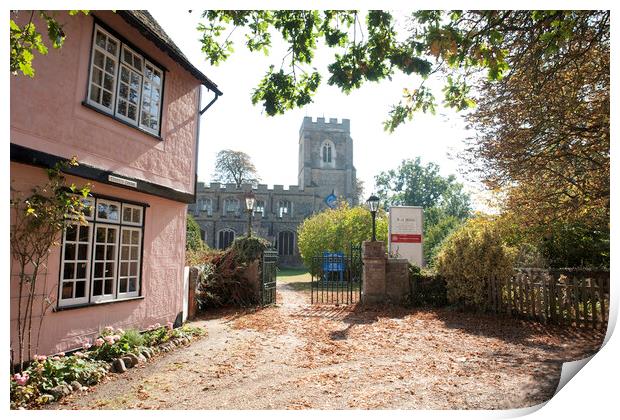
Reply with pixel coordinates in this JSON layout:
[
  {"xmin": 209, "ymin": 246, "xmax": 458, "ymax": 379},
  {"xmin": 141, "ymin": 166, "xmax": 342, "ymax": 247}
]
[
  {"xmin": 435, "ymin": 216, "xmax": 516, "ymax": 310},
  {"xmin": 424, "ymin": 214, "xmax": 463, "ymax": 265},
  {"xmin": 186, "ymin": 214, "xmax": 205, "ymax": 252},
  {"xmin": 230, "ymin": 235, "xmax": 271, "ymax": 263},
  {"xmin": 408, "ymin": 265, "xmax": 447, "ymax": 307},
  {"xmin": 297, "ymin": 203, "xmax": 388, "ymax": 270}
]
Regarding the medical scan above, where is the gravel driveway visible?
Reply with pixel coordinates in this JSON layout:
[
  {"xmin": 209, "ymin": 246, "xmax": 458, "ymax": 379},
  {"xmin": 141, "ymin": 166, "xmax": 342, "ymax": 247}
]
[{"xmin": 51, "ymin": 282, "xmax": 604, "ymax": 410}]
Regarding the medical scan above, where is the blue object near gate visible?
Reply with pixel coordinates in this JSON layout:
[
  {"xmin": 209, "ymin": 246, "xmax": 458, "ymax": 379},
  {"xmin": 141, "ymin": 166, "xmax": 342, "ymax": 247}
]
[{"xmin": 322, "ymin": 251, "xmax": 345, "ymax": 281}]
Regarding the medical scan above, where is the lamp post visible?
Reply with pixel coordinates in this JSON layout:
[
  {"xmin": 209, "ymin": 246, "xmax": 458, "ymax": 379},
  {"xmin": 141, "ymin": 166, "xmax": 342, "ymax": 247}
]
[
  {"xmin": 366, "ymin": 194, "xmax": 380, "ymax": 242},
  {"xmin": 245, "ymin": 190, "xmax": 256, "ymax": 237}
]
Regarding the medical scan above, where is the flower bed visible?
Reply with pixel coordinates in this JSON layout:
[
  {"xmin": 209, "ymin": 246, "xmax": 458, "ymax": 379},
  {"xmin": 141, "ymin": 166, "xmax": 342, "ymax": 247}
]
[{"xmin": 10, "ymin": 323, "xmax": 206, "ymax": 409}]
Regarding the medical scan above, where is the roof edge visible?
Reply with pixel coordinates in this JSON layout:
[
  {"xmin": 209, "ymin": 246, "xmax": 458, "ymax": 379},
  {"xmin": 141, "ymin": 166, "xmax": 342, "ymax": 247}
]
[{"xmin": 117, "ymin": 10, "xmax": 222, "ymax": 96}]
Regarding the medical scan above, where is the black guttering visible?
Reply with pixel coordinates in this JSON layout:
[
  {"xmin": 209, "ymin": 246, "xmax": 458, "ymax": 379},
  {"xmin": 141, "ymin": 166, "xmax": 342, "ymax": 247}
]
[
  {"xmin": 116, "ymin": 10, "xmax": 223, "ymax": 96},
  {"xmin": 11, "ymin": 144, "xmax": 195, "ymax": 204}
]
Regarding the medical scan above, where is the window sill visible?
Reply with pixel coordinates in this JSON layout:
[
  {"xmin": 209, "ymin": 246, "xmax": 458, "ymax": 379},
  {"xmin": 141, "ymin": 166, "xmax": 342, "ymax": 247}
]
[
  {"xmin": 82, "ymin": 101, "xmax": 163, "ymax": 141},
  {"xmin": 55, "ymin": 295, "xmax": 145, "ymax": 312}
]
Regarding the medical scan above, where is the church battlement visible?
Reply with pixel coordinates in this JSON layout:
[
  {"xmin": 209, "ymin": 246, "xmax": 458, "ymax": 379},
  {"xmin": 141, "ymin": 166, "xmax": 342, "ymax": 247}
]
[
  {"xmin": 300, "ymin": 116, "xmax": 350, "ymax": 134},
  {"xmin": 197, "ymin": 182, "xmax": 305, "ymax": 195}
]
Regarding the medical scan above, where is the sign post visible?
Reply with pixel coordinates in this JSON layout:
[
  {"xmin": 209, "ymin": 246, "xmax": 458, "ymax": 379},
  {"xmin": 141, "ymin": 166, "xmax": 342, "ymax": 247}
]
[{"xmin": 388, "ymin": 206, "xmax": 424, "ymax": 267}]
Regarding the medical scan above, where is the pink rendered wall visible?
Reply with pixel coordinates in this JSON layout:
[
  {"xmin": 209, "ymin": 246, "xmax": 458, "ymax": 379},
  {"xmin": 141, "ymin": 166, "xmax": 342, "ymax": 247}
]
[
  {"xmin": 10, "ymin": 11, "xmax": 200, "ymax": 194},
  {"xmin": 10, "ymin": 163, "xmax": 188, "ymax": 356}
]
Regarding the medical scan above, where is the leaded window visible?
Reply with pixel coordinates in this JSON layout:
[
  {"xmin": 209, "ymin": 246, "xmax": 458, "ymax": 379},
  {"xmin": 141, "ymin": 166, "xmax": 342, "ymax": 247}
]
[
  {"xmin": 58, "ymin": 196, "xmax": 145, "ymax": 308},
  {"xmin": 87, "ymin": 24, "xmax": 164, "ymax": 135}
]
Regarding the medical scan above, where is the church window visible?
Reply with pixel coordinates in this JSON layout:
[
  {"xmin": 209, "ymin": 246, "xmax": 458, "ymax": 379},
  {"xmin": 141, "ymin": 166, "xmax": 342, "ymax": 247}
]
[
  {"xmin": 278, "ymin": 200, "xmax": 292, "ymax": 218},
  {"xmin": 217, "ymin": 229, "xmax": 235, "ymax": 249},
  {"xmin": 277, "ymin": 231, "xmax": 295, "ymax": 256},
  {"xmin": 254, "ymin": 200, "xmax": 265, "ymax": 217},
  {"xmin": 223, "ymin": 198, "xmax": 239, "ymax": 215},
  {"xmin": 321, "ymin": 140, "xmax": 336, "ymax": 166}
]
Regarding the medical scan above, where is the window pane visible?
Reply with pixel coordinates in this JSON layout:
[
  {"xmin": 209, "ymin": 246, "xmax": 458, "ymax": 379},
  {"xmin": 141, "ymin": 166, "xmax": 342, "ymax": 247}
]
[
  {"xmin": 105, "ymin": 57, "xmax": 115, "ymax": 74},
  {"xmin": 128, "ymin": 278, "xmax": 137, "ymax": 292},
  {"xmin": 120, "ymin": 262, "xmax": 128, "ymax": 276},
  {"xmin": 94, "ymin": 50, "xmax": 104, "ymax": 68},
  {"xmin": 131, "ymin": 230, "xmax": 139, "ymax": 244},
  {"xmin": 123, "ymin": 207, "xmax": 132, "ymax": 222},
  {"xmin": 118, "ymin": 100, "xmax": 127, "ymax": 116},
  {"xmin": 62, "ymin": 282, "xmax": 73, "ymax": 299},
  {"xmin": 89, "ymin": 85, "xmax": 101, "ymax": 103},
  {"xmin": 63, "ymin": 263, "xmax": 75, "ymax": 279},
  {"xmin": 96, "ymin": 226, "xmax": 106, "ymax": 242},
  {"xmin": 75, "ymin": 281, "xmax": 86, "ymax": 298},
  {"xmin": 132, "ymin": 209, "xmax": 141, "ymax": 224},
  {"xmin": 119, "ymin": 278, "xmax": 127, "ymax": 293},
  {"xmin": 121, "ymin": 67, "xmax": 129, "ymax": 83},
  {"xmin": 104, "ymin": 280, "xmax": 113, "ymax": 295},
  {"xmin": 93, "ymin": 280, "xmax": 103, "ymax": 296},
  {"xmin": 76, "ymin": 262, "xmax": 87, "ymax": 279},
  {"xmin": 106, "ymin": 38, "xmax": 117, "ymax": 55},
  {"xmin": 78, "ymin": 244, "xmax": 88, "ymax": 260},
  {"xmin": 95, "ymin": 243, "xmax": 105, "ymax": 262},
  {"xmin": 65, "ymin": 225, "xmax": 77, "ymax": 241},
  {"xmin": 105, "ymin": 262, "xmax": 115, "ymax": 277},
  {"xmin": 130, "ymin": 262, "xmax": 137, "ymax": 276},
  {"xmin": 107, "ymin": 228, "xmax": 116, "ymax": 243},
  {"xmin": 106, "ymin": 245, "xmax": 115, "ymax": 259},
  {"xmin": 65, "ymin": 243, "xmax": 76, "ymax": 260},
  {"xmin": 79, "ymin": 225, "xmax": 90, "ymax": 242},
  {"xmin": 109, "ymin": 205, "xmax": 119, "ymax": 221},
  {"xmin": 130, "ymin": 246, "xmax": 138, "ymax": 260},
  {"xmin": 95, "ymin": 31, "xmax": 106, "ymax": 49},
  {"xmin": 122, "ymin": 229, "xmax": 130, "ymax": 244},
  {"xmin": 128, "ymin": 104, "xmax": 137, "ymax": 120},
  {"xmin": 103, "ymin": 74, "xmax": 114, "ymax": 90},
  {"xmin": 102, "ymin": 90, "xmax": 112, "ymax": 108},
  {"xmin": 119, "ymin": 83, "xmax": 128, "ymax": 98},
  {"xmin": 94, "ymin": 262, "xmax": 103, "ymax": 278},
  {"xmin": 134, "ymin": 56, "xmax": 142, "ymax": 70}
]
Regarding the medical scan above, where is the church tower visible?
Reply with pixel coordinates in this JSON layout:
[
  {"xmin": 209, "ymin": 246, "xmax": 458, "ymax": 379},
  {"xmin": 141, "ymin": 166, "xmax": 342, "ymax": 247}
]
[{"xmin": 298, "ymin": 117, "xmax": 357, "ymax": 206}]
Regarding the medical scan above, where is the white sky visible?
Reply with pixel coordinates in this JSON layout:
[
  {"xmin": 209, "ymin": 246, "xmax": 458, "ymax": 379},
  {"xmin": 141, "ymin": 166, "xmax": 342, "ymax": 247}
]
[{"xmin": 151, "ymin": 9, "xmax": 489, "ymax": 209}]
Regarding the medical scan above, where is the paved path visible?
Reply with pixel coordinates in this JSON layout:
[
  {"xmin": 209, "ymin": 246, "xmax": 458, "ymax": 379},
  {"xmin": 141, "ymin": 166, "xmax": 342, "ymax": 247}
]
[{"xmin": 52, "ymin": 281, "xmax": 604, "ymax": 410}]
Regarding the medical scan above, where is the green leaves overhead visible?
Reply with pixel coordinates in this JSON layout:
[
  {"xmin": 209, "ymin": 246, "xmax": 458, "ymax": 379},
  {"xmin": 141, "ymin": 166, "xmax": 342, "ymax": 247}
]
[{"xmin": 197, "ymin": 10, "xmax": 606, "ymax": 131}]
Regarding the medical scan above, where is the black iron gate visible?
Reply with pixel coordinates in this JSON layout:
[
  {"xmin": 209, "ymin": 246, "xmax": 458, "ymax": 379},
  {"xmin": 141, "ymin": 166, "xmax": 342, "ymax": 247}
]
[
  {"xmin": 311, "ymin": 244, "xmax": 362, "ymax": 305},
  {"xmin": 260, "ymin": 249, "xmax": 278, "ymax": 305}
]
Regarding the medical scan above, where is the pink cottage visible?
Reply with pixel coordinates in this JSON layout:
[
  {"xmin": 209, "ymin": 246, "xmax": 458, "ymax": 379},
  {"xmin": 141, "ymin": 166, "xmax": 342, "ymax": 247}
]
[{"xmin": 10, "ymin": 11, "xmax": 221, "ymax": 357}]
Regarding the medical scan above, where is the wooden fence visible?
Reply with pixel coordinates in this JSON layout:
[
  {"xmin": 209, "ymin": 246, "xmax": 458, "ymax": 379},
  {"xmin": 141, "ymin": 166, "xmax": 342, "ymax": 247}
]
[{"xmin": 488, "ymin": 268, "xmax": 610, "ymax": 329}]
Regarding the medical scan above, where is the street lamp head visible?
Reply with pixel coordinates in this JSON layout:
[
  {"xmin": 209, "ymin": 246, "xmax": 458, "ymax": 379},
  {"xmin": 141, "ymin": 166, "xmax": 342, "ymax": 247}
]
[
  {"xmin": 245, "ymin": 190, "xmax": 256, "ymax": 211},
  {"xmin": 366, "ymin": 194, "xmax": 380, "ymax": 213}
]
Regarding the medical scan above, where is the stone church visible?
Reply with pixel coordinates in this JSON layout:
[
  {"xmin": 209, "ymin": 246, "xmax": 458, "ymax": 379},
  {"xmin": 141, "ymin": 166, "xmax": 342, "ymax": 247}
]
[{"xmin": 189, "ymin": 116, "xmax": 357, "ymax": 266}]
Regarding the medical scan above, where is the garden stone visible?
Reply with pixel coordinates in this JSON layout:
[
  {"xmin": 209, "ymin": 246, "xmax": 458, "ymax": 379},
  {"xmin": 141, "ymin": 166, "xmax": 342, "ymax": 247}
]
[
  {"xmin": 70, "ymin": 381, "xmax": 82, "ymax": 391},
  {"xmin": 140, "ymin": 349, "xmax": 151, "ymax": 359},
  {"xmin": 122, "ymin": 356, "xmax": 135, "ymax": 368},
  {"xmin": 50, "ymin": 384, "xmax": 72, "ymax": 400},
  {"xmin": 40, "ymin": 394, "xmax": 55, "ymax": 403},
  {"xmin": 112, "ymin": 358, "xmax": 127, "ymax": 373},
  {"xmin": 137, "ymin": 353, "xmax": 147, "ymax": 364},
  {"xmin": 126, "ymin": 353, "xmax": 140, "ymax": 366}
]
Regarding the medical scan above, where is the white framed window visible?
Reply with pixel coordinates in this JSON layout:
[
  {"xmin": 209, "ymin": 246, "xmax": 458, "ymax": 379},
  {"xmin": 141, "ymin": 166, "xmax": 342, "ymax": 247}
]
[
  {"xmin": 118, "ymin": 227, "xmax": 141, "ymax": 299},
  {"xmin": 115, "ymin": 46, "xmax": 143, "ymax": 125},
  {"xmin": 278, "ymin": 200, "xmax": 292, "ymax": 218},
  {"xmin": 223, "ymin": 198, "xmax": 239, "ymax": 215},
  {"xmin": 140, "ymin": 61, "xmax": 163, "ymax": 134},
  {"xmin": 91, "ymin": 224, "xmax": 119, "ymax": 303},
  {"xmin": 86, "ymin": 24, "xmax": 165, "ymax": 136},
  {"xmin": 200, "ymin": 198, "xmax": 213, "ymax": 216},
  {"xmin": 254, "ymin": 200, "xmax": 265, "ymax": 217},
  {"xmin": 121, "ymin": 203, "xmax": 143, "ymax": 226},
  {"xmin": 58, "ymin": 196, "xmax": 146, "ymax": 308},
  {"xmin": 95, "ymin": 199, "xmax": 121, "ymax": 223},
  {"xmin": 59, "ymin": 223, "xmax": 92, "ymax": 306},
  {"xmin": 88, "ymin": 26, "xmax": 119, "ymax": 112}
]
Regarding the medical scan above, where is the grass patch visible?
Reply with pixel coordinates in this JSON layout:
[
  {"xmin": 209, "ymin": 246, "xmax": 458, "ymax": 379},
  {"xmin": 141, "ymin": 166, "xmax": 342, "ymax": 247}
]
[{"xmin": 278, "ymin": 268, "xmax": 311, "ymax": 292}]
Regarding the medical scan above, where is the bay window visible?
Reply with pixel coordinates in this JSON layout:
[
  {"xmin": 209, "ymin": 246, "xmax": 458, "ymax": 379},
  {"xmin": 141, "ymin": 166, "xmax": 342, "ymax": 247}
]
[
  {"xmin": 87, "ymin": 24, "xmax": 164, "ymax": 136},
  {"xmin": 58, "ymin": 196, "xmax": 145, "ymax": 308}
]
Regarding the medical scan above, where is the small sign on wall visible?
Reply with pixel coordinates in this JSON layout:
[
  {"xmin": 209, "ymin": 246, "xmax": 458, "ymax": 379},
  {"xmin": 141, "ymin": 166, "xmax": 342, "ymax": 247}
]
[{"xmin": 388, "ymin": 206, "xmax": 423, "ymax": 267}]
